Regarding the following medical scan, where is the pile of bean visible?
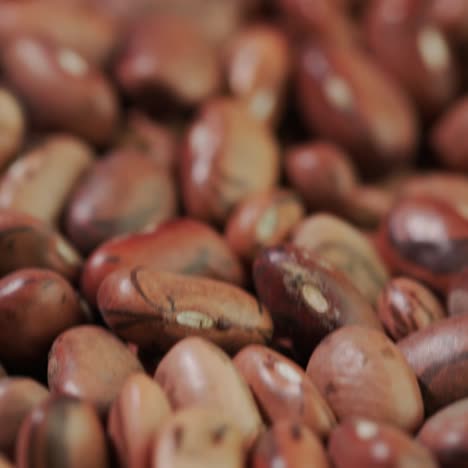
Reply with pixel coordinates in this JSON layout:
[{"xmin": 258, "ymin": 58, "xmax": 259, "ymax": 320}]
[{"xmin": 1, "ymin": 0, "xmax": 468, "ymax": 466}]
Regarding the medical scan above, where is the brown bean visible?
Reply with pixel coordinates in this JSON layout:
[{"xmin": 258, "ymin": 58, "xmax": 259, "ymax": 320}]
[
  {"xmin": 65, "ymin": 149, "xmax": 177, "ymax": 254},
  {"xmin": 233, "ymin": 345, "xmax": 336, "ymax": 438},
  {"xmin": 180, "ymin": 98, "xmax": 280, "ymax": 224},
  {"xmin": 0, "ymin": 135, "xmax": 94, "ymax": 225},
  {"xmin": 81, "ymin": 218, "xmax": 245, "ymax": 306},
  {"xmin": 0, "ymin": 378, "xmax": 49, "ymax": 457},
  {"xmin": 0, "ymin": 268, "xmax": 88, "ymax": 372},
  {"xmin": 108, "ymin": 373, "xmax": 171, "ymax": 468},
  {"xmin": 0, "ymin": 88, "xmax": 24, "ymax": 170},
  {"xmin": 284, "ymin": 142, "xmax": 357, "ymax": 214},
  {"xmin": 364, "ymin": 0, "xmax": 458, "ymax": 116},
  {"xmin": 398, "ymin": 314, "xmax": 468, "ymax": 414},
  {"xmin": 377, "ymin": 277, "xmax": 445, "ymax": 341},
  {"xmin": 3, "ymin": 35, "xmax": 119, "ymax": 145},
  {"xmin": 292, "ymin": 213, "xmax": 389, "ymax": 306},
  {"xmin": 307, "ymin": 326, "xmax": 424, "ymax": 432},
  {"xmin": 0, "ymin": 209, "xmax": 82, "ymax": 281},
  {"xmin": 225, "ymin": 189, "xmax": 305, "ymax": 264},
  {"xmin": 418, "ymin": 398, "xmax": 468, "ymax": 467},
  {"xmin": 225, "ymin": 24, "xmax": 291, "ymax": 126},
  {"xmin": 447, "ymin": 268, "xmax": 468, "ymax": 316},
  {"xmin": 253, "ymin": 244, "xmax": 382, "ymax": 359},
  {"xmin": 296, "ymin": 42, "xmax": 418, "ymax": 174},
  {"xmin": 329, "ymin": 418, "xmax": 437, "ymax": 467},
  {"xmin": 251, "ymin": 420, "xmax": 330, "ymax": 468},
  {"xmin": 16, "ymin": 396, "xmax": 109, "ymax": 468},
  {"xmin": 376, "ymin": 196, "xmax": 468, "ymax": 294},
  {"xmin": 98, "ymin": 267, "xmax": 272, "ymax": 354},
  {"xmin": 48, "ymin": 325, "xmax": 143, "ymax": 414},
  {"xmin": 154, "ymin": 337, "xmax": 263, "ymax": 445},
  {"xmin": 115, "ymin": 15, "xmax": 220, "ymax": 108},
  {"xmin": 151, "ymin": 407, "xmax": 246, "ymax": 468}
]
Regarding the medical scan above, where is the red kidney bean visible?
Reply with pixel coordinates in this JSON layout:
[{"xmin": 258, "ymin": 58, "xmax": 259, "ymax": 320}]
[
  {"xmin": 0, "ymin": 88, "xmax": 24, "ymax": 170},
  {"xmin": 16, "ymin": 396, "xmax": 109, "ymax": 468},
  {"xmin": 0, "ymin": 378, "xmax": 49, "ymax": 458},
  {"xmin": 233, "ymin": 345, "xmax": 336, "ymax": 438},
  {"xmin": 447, "ymin": 268, "xmax": 468, "ymax": 316},
  {"xmin": 108, "ymin": 373, "xmax": 171, "ymax": 468},
  {"xmin": 296, "ymin": 41, "xmax": 418, "ymax": 174},
  {"xmin": 180, "ymin": 98, "xmax": 280, "ymax": 224},
  {"xmin": 307, "ymin": 326, "xmax": 424, "ymax": 432},
  {"xmin": 154, "ymin": 337, "xmax": 263, "ymax": 445},
  {"xmin": 81, "ymin": 218, "xmax": 245, "ymax": 306},
  {"xmin": 48, "ymin": 325, "xmax": 143, "ymax": 414},
  {"xmin": 0, "ymin": 268, "xmax": 88, "ymax": 373},
  {"xmin": 292, "ymin": 213, "xmax": 389, "ymax": 306},
  {"xmin": 398, "ymin": 314, "xmax": 468, "ymax": 414},
  {"xmin": 329, "ymin": 418, "xmax": 437, "ymax": 467},
  {"xmin": 225, "ymin": 24, "xmax": 291, "ymax": 126},
  {"xmin": 65, "ymin": 149, "xmax": 177, "ymax": 254},
  {"xmin": 98, "ymin": 267, "xmax": 272, "ymax": 354},
  {"xmin": 225, "ymin": 189, "xmax": 305, "ymax": 264},
  {"xmin": 285, "ymin": 142, "xmax": 357, "ymax": 214},
  {"xmin": 0, "ymin": 209, "xmax": 82, "ymax": 282},
  {"xmin": 377, "ymin": 277, "xmax": 445, "ymax": 341},
  {"xmin": 428, "ymin": 0, "xmax": 468, "ymax": 46},
  {"xmin": 376, "ymin": 196, "xmax": 468, "ymax": 294},
  {"xmin": 2, "ymin": 35, "xmax": 119, "ymax": 145},
  {"xmin": 418, "ymin": 398, "xmax": 468, "ymax": 467},
  {"xmin": 364, "ymin": 0, "xmax": 458, "ymax": 116},
  {"xmin": 253, "ymin": 244, "xmax": 382, "ymax": 359},
  {"xmin": 0, "ymin": 135, "xmax": 94, "ymax": 225},
  {"xmin": 251, "ymin": 420, "xmax": 330, "ymax": 468}
]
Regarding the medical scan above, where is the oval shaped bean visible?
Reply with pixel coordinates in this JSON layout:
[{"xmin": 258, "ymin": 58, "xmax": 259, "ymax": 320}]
[
  {"xmin": 16, "ymin": 396, "xmax": 109, "ymax": 468},
  {"xmin": 0, "ymin": 268, "xmax": 88, "ymax": 372},
  {"xmin": 376, "ymin": 197, "xmax": 468, "ymax": 293},
  {"xmin": 151, "ymin": 407, "xmax": 245, "ymax": 468},
  {"xmin": 99, "ymin": 267, "xmax": 272, "ymax": 354},
  {"xmin": 307, "ymin": 326, "xmax": 424, "ymax": 431},
  {"xmin": 329, "ymin": 418, "xmax": 437, "ymax": 468},
  {"xmin": 81, "ymin": 218, "xmax": 245, "ymax": 306},
  {"xmin": 234, "ymin": 345, "xmax": 336, "ymax": 438},
  {"xmin": 296, "ymin": 41, "xmax": 418, "ymax": 173},
  {"xmin": 0, "ymin": 88, "xmax": 24, "ymax": 170},
  {"xmin": 292, "ymin": 213, "xmax": 389, "ymax": 306},
  {"xmin": 65, "ymin": 149, "xmax": 177, "ymax": 254},
  {"xmin": 447, "ymin": 269, "xmax": 468, "ymax": 316},
  {"xmin": 398, "ymin": 314, "xmax": 468, "ymax": 414},
  {"xmin": 108, "ymin": 373, "xmax": 171, "ymax": 468},
  {"xmin": 48, "ymin": 325, "xmax": 143, "ymax": 414},
  {"xmin": 253, "ymin": 244, "xmax": 382, "ymax": 359},
  {"xmin": 116, "ymin": 15, "xmax": 220, "ymax": 107},
  {"xmin": 0, "ymin": 135, "xmax": 94, "ymax": 225},
  {"xmin": 418, "ymin": 398, "xmax": 468, "ymax": 467},
  {"xmin": 180, "ymin": 98, "xmax": 280, "ymax": 224},
  {"xmin": 377, "ymin": 277, "xmax": 445, "ymax": 341},
  {"xmin": 285, "ymin": 142, "xmax": 357, "ymax": 214},
  {"xmin": 0, "ymin": 378, "xmax": 49, "ymax": 457},
  {"xmin": 225, "ymin": 189, "xmax": 304, "ymax": 264},
  {"xmin": 251, "ymin": 420, "xmax": 330, "ymax": 468},
  {"xmin": 0, "ymin": 209, "xmax": 82, "ymax": 281},
  {"xmin": 3, "ymin": 35, "xmax": 119, "ymax": 145},
  {"xmin": 154, "ymin": 337, "xmax": 263, "ymax": 445}
]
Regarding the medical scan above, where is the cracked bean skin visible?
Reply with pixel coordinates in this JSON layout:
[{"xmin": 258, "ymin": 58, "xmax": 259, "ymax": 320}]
[
  {"xmin": 81, "ymin": 218, "xmax": 245, "ymax": 306},
  {"xmin": 398, "ymin": 314, "xmax": 468, "ymax": 415},
  {"xmin": 329, "ymin": 418, "xmax": 437, "ymax": 468},
  {"xmin": 253, "ymin": 244, "xmax": 382, "ymax": 360},
  {"xmin": 307, "ymin": 326, "xmax": 424, "ymax": 432},
  {"xmin": 154, "ymin": 337, "xmax": 263, "ymax": 445},
  {"xmin": 98, "ymin": 267, "xmax": 272, "ymax": 354},
  {"xmin": 151, "ymin": 407, "xmax": 245, "ymax": 468},
  {"xmin": 377, "ymin": 277, "xmax": 445, "ymax": 341},
  {"xmin": 233, "ymin": 345, "xmax": 336, "ymax": 438}
]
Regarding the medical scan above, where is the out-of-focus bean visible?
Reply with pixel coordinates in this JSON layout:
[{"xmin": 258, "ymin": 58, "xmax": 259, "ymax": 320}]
[{"xmin": 0, "ymin": 88, "xmax": 24, "ymax": 170}]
